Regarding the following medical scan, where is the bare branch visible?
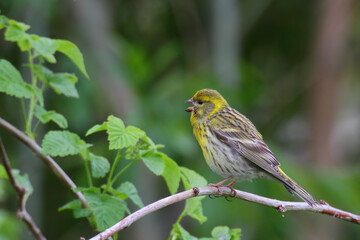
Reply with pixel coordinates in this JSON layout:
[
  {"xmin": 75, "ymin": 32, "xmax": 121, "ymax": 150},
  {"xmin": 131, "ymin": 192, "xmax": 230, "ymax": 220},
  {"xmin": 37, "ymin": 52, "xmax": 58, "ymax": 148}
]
[
  {"xmin": 0, "ymin": 117, "xmax": 89, "ymax": 208},
  {"xmin": 89, "ymin": 187, "xmax": 360, "ymax": 240},
  {"xmin": 0, "ymin": 137, "xmax": 46, "ymax": 240}
]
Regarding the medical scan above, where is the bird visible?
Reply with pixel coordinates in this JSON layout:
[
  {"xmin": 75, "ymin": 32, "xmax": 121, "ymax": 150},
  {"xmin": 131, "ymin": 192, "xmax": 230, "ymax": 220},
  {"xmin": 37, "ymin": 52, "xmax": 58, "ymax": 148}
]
[{"xmin": 185, "ymin": 89, "xmax": 317, "ymax": 206}]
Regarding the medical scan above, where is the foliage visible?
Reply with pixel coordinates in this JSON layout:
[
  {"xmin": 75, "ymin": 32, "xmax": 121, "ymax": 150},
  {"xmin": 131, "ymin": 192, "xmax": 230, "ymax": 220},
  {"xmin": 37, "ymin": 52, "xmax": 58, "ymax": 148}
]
[
  {"xmin": 56, "ymin": 114, "xmax": 208, "ymax": 233},
  {"xmin": 170, "ymin": 224, "xmax": 241, "ymax": 240},
  {"xmin": 0, "ymin": 14, "xmax": 87, "ymax": 139},
  {"xmin": 0, "ymin": 14, "xmax": 241, "ymax": 239}
]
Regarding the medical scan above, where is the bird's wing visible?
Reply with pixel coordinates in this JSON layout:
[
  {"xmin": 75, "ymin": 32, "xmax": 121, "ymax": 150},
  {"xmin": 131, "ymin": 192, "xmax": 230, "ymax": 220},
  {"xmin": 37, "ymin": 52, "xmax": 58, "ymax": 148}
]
[
  {"xmin": 210, "ymin": 108, "xmax": 281, "ymax": 177},
  {"xmin": 210, "ymin": 108, "xmax": 318, "ymax": 206}
]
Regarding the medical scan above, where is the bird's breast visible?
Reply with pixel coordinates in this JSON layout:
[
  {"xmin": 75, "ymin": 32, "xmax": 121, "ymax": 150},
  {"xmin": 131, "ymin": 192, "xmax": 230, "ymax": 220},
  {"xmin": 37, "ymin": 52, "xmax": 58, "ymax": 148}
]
[{"xmin": 194, "ymin": 124, "xmax": 260, "ymax": 181}]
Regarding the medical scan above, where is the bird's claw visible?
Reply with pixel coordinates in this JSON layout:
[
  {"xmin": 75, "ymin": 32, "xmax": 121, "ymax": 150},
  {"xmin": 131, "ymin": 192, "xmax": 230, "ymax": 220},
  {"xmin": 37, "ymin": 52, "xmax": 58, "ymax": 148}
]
[
  {"xmin": 319, "ymin": 200, "xmax": 329, "ymax": 205},
  {"xmin": 227, "ymin": 186, "xmax": 236, "ymax": 198},
  {"xmin": 208, "ymin": 193, "xmax": 224, "ymax": 199},
  {"xmin": 208, "ymin": 182, "xmax": 236, "ymax": 200},
  {"xmin": 224, "ymin": 195, "xmax": 232, "ymax": 202},
  {"xmin": 223, "ymin": 181, "xmax": 236, "ymax": 198}
]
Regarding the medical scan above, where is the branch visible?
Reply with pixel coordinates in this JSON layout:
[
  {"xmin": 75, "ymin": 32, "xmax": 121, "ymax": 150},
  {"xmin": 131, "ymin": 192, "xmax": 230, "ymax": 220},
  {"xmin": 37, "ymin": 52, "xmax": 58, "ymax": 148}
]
[
  {"xmin": 0, "ymin": 117, "xmax": 89, "ymax": 208},
  {"xmin": 0, "ymin": 137, "xmax": 46, "ymax": 240},
  {"xmin": 89, "ymin": 187, "xmax": 360, "ymax": 240}
]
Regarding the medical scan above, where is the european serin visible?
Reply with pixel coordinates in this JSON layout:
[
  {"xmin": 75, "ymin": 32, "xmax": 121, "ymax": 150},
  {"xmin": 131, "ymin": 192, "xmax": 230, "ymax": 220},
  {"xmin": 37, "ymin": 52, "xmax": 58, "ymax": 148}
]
[{"xmin": 185, "ymin": 89, "xmax": 317, "ymax": 206}]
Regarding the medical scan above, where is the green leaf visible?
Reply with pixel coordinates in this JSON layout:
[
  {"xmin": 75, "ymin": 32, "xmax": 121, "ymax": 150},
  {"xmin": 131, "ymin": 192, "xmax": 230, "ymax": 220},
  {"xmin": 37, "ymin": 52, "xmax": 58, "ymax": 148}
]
[
  {"xmin": 161, "ymin": 153, "xmax": 180, "ymax": 194},
  {"xmin": 123, "ymin": 202, "xmax": 131, "ymax": 216},
  {"xmin": 141, "ymin": 152, "xmax": 165, "ymax": 176},
  {"xmin": 0, "ymin": 164, "xmax": 8, "ymax": 179},
  {"xmin": 229, "ymin": 228, "xmax": 241, "ymax": 240},
  {"xmin": 0, "ymin": 59, "xmax": 33, "ymax": 98},
  {"xmin": 54, "ymin": 39, "xmax": 89, "ymax": 78},
  {"xmin": 30, "ymin": 85, "xmax": 44, "ymax": 106},
  {"xmin": 73, "ymin": 208, "xmax": 92, "ymax": 219},
  {"xmin": 141, "ymin": 136, "xmax": 157, "ymax": 149},
  {"xmin": 209, "ymin": 226, "xmax": 241, "ymax": 240},
  {"xmin": 89, "ymin": 153, "xmax": 110, "ymax": 178},
  {"xmin": 33, "ymin": 64, "xmax": 53, "ymax": 84},
  {"xmin": 29, "ymin": 35, "xmax": 58, "ymax": 63},
  {"xmin": 12, "ymin": 170, "xmax": 33, "ymax": 204},
  {"xmin": 171, "ymin": 223, "xmax": 198, "ymax": 240},
  {"xmin": 212, "ymin": 226, "xmax": 230, "ymax": 240},
  {"xmin": 34, "ymin": 105, "xmax": 68, "ymax": 129},
  {"xmin": 58, "ymin": 197, "xmax": 92, "ymax": 219},
  {"xmin": 116, "ymin": 181, "xmax": 144, "ymax": 208},
  {"xmin": 180, "ymin": 169, "xmax": 207, "ymax": 223},
  {"xmin": 0, "ymin": 15, "xmax": 9, "ymax": 29},
  {"xmin": 107, "ymin": 188, "xmax": 127, "ymax": 200},
  {"xmin": 9, "ymin": 19, "xmax": 30, "ymax": 31},
  {"xmin": 180, "ymin": 167, "xmax": 207, "ymax": 189},
  {"xmin": 41, "ymin": 130, "xmax": 92, "ymax": 157},
  {"xmin": 107, "ymin": 115, "xmax": 145, "ymax": 150},
  {"xmin": 110, "ymin": 126, "xmax": 145, "ymax": 149},
  {"xmin": 4, "ymin": 19, "xmax": 29, "ymax": 42},
  {"xmin": 18, "ymin": 38, "xmax": 32, "ymax": 51},
  {"xmin": 184, "ymin": 197, "xmax": 207, "ymax": 224},
  {"xmin": 48, "ymin": 73, "xmax": 79, "ymax": 98},
  {"xmin": 58, "ymin": 199, "xmax": 81, "ymax": 211},
  {"xmin": 4, "ymin": 25, "xmax": 28, "ymax": 42},
  {"xmin": 84, "ymin": 190, "xmax": 125, "ymax": 231},
  {"xmin": 73, "ymin": 186, "xmax": 99, "ymax": 193},
  {"xmin": 86, "ymin": 122, "xmax": 108, "ymax": 136},
  {"xmin": 107, "ymin": 115, "xmax": 124, "ymax": 129}
]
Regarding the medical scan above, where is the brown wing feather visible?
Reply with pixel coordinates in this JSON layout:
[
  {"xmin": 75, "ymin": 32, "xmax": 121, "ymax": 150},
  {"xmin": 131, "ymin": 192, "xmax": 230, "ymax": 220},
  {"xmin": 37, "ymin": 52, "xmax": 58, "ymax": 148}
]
[{"xmin": 210, "ymin": 107, "xmax": 282, "ymax": 178}]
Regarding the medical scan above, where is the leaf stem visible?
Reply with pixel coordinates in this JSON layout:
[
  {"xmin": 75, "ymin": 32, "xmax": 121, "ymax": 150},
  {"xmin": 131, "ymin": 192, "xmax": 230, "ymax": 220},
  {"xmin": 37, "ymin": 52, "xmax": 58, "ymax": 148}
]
[
  {"xmin": 110, "ymin": 158, "xmax": 140, "ymax": 187},
  {"xmin": 105, "ymin": 150, "xmax": 123, "ymax": 192},
  {"xmin": 84, "ymin": 156, "xmax": 93, "ymax": 187},
  {"xmin": 20, "ymin": 99, "xmax": 27, "ymax": 126},
  {"xmin": 26, "ymin": 49, "xmax": 38, "ymax": 139},
  {"xmin": 32, "ymin": 120, "xmax": 41, "ymax": 136},
  {"xmin": 175, "ymin": 210, "xmax": 186, "ymax": 225}
]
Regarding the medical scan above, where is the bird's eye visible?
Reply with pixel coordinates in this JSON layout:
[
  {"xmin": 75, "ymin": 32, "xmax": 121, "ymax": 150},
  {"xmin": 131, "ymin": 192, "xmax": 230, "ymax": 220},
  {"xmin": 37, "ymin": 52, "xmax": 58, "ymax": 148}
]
[{"xmin": 198, "ymin": 100, "xmax": 203, "ymax": 105}]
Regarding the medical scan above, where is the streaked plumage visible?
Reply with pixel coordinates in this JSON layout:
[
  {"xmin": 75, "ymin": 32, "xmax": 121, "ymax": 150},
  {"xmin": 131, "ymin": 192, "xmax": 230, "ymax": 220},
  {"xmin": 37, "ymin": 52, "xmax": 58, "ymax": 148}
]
[{"xmin": 185, "ymin": 89, "xmax": 317, "ymax": 206}]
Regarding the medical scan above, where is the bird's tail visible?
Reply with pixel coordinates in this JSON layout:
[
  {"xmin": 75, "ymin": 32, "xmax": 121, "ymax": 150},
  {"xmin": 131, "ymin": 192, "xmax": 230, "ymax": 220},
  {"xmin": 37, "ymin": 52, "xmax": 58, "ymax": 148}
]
[{"xmin": 277, "ymin": 167, "xmax": 318, "ymax": 206}]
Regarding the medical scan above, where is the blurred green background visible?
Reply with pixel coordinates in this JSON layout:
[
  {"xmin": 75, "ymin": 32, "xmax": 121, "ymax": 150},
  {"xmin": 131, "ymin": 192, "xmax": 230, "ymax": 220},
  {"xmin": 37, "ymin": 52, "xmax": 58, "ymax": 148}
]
[{"xmin": 1, "ymin": 0, "xmax": 360, "ymax": 239}]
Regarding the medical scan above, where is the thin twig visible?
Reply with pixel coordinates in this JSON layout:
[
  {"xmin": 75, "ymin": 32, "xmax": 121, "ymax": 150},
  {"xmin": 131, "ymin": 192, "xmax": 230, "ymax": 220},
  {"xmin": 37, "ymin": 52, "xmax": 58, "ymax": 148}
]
[
  {"xmin": 89, "ymin": 186, "xmax": 360, "ymax": 240},
  {"xmin": 0, "ymin": 117, "xmax": 89, "ymax": 208},
  {"xmin": 0, "ymin": 137, "xmax": 46, "ymax": 240}
]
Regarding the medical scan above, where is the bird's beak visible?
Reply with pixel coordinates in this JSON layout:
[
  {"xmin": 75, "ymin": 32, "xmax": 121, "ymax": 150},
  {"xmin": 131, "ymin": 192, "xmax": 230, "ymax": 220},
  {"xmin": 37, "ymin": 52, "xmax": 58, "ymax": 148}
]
[
  {"xmin": 185, "ymin": 98, "xmax": 193, "ymax": 104},
  {"xmin": 185, "ymin": 97, "xmax": 195, "ymax": 112}
]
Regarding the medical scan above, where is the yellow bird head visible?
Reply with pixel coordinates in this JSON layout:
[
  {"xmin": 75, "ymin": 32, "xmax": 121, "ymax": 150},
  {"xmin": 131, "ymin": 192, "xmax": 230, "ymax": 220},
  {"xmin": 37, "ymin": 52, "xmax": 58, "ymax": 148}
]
[{"xmin": 185, "ymin": 89, "xmax": 229, "ymax": 125}]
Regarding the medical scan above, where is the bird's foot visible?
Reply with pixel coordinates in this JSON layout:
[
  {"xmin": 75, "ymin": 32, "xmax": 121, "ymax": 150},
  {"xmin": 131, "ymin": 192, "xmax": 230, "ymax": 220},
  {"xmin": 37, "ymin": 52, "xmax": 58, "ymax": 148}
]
[
  {"xmin": 208, "ymin": 176, "xmax": 233, "ymax": 188},
  {"xmin": 224, "ymin": 181, "xmax": 236, "ymax": 198},
  {"xmin": 208, "ymin": 177, "xmax": 236, "ymax": 198}
]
